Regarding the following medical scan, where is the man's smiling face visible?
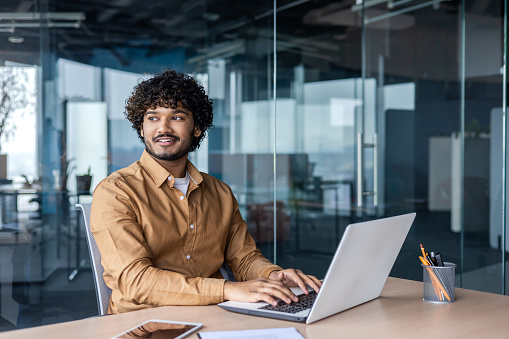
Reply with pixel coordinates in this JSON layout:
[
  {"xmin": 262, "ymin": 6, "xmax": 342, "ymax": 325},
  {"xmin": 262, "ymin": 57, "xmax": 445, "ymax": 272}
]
[{"xmin": 141, "ymin": 106, "xmax": 202, "ymax": 162}]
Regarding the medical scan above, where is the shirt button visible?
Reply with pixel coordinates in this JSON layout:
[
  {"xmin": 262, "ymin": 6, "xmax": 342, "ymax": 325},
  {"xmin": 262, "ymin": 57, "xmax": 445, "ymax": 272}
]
[
  {"xmin": 186, "ymin": 255, "xmax": 191, "ymax": 260},
  {"xmin": 180, "ymin": 195, "xmax": 185, "ymax": 200},
  {"xmin": 168, "ymin": 176, "xmax": 172, "ymax": 181},
  {"xmin": 190, "ymin": 224, "xmax": 195, "ymax": 229}
]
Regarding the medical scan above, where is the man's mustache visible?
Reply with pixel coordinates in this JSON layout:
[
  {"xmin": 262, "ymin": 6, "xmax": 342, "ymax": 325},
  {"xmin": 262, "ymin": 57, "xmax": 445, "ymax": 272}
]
[{"xmin": 153, "ymin": 133, "xmax": 180, "ymax": 142}]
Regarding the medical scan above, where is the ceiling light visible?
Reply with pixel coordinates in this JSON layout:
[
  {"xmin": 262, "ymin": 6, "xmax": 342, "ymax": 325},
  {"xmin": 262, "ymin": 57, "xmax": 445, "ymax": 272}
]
[
  {"xmin": 0, "ymin": 12, "xmax": 85, "ymax": 30},
  {"xmin": 8, "ymin": 36, "xmax": 24, "ymax": 43}
]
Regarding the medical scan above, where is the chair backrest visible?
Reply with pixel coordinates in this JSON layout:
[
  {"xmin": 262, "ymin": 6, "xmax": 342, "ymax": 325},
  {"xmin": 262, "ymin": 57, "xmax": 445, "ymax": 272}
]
[
  {"xmin": 220, "ymin": 264, "xmax": 230, "ymax": 281},
  {"xmin": 76, "ymin": 203, "xmax": 112, "ymax": 316}
]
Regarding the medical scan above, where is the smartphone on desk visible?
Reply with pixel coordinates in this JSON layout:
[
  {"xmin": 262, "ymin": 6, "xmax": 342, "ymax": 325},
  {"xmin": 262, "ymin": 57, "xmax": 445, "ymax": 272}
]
[{"xmin": 111, "ymin": 319, "xmax": 203, "ymax": 339}]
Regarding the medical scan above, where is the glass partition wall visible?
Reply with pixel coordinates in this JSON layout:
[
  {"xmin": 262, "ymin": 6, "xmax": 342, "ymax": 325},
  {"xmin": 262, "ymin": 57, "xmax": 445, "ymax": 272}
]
[
  {"xmin": 357, "ymin": 0, "xmax": 508, "ymax": 292},
  {"xmin": 208, "ymin": 0, "xmax": 509, "ymax": 295},
  {"xmin": 363, "ymin": 1, "xmax": 504, "ymax": 290},
  {"xmin": 0, "ymin": 0, "xmax": 507, "ymax": 332},
  {"xmin": 462, "ymin": 0, "xmax": 507, "ymax": 292}
]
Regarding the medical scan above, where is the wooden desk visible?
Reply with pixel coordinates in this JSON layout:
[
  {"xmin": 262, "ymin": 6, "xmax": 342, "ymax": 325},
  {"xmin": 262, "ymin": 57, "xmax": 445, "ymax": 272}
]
[{"xmin": 2, "ymin": 277, "xmax": 509, "ymax": 338}]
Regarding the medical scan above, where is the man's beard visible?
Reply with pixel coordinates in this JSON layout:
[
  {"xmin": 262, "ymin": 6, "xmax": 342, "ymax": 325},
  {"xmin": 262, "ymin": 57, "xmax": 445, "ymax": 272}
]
[{"xmin": 143, "ymin": 132, "xmax": 194, "ymax": 161}]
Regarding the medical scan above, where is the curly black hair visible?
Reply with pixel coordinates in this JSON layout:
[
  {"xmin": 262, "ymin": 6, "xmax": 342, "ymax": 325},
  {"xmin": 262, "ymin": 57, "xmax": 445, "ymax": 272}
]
[{"xmin": 125, "ymin": 69, "xmax": 214, "ymax": 152}]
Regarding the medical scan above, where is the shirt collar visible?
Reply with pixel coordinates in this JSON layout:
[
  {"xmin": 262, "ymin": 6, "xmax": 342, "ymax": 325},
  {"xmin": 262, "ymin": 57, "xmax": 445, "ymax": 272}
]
[{"xmin": 140, "ymin": 149, "xmax": 203, "ymax": 188}]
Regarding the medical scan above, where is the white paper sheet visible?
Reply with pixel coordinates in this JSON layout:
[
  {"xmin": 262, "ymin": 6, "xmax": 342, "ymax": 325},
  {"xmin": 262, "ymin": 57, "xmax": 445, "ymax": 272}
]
[{"xmin": 197, "ymin": 327, "xmax": 305, "ymax": 339}]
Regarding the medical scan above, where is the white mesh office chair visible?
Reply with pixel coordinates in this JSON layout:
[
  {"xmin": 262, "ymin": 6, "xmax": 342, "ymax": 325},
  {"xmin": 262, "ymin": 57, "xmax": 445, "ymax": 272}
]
[
  {"xmin": 76, "ymin": 203, "xmax": 112, "ymax": 316},
  {"xmin": 77, "ymin": 202, "xmax": 231, "ymax": 316}
]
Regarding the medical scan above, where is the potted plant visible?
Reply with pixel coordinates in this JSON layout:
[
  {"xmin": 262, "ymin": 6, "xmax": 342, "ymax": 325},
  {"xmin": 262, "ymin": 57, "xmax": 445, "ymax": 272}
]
[{"xmin": 76, "ymin": 167, "xmax": 93, "ymax": 194}]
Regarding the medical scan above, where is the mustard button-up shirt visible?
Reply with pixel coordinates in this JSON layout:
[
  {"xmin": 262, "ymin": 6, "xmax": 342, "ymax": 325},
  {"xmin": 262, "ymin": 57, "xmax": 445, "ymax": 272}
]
[{"xmin": 91, "ymin": 150, "xmax": 282, "ymax": 314}]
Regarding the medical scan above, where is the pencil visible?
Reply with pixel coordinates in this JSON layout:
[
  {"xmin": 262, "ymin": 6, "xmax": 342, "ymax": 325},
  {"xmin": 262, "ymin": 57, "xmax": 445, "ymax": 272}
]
[
  {"xmin": 420, "ymin": 256, "xmax": 443, "ymax": 300},
  {"xmin": 420, "ymin": 244, "xmax": 426, "ymax": 258}
]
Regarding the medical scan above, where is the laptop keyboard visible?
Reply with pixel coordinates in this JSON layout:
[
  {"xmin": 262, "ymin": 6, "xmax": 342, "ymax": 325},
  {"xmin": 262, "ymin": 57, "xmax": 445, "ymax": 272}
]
[{"xmin": 259, "ymin": 291, "xmax": 317, "ymax": 314}]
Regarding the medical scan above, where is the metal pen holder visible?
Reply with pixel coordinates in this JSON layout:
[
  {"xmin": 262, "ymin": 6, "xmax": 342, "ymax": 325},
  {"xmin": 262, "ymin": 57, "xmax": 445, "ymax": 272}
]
[{"xmin": 422, "ymin": 262, "xmax": 456, "ymax": 303}]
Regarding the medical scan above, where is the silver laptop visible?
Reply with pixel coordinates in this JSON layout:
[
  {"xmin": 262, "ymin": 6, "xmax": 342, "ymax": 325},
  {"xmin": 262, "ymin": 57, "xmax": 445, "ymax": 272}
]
[{"xmin": 218, "ymin": 213, "xmax": 416, "ymax": 324}]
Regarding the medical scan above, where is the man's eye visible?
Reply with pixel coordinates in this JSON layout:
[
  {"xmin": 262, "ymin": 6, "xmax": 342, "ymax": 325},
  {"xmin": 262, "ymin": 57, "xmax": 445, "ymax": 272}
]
[
  {"xmin": 148, "ymin": 117, "xmax": 158, "ymax": 121},
  {"xmin": 173, "ymin": 116, "xmax": 183, "ymax": 120}
]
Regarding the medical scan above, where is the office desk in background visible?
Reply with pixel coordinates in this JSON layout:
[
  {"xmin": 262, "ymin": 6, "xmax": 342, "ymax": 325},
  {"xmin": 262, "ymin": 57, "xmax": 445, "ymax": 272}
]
[
  {"xmin": 0, "ymin": 186, "xmax": 92, "ymax": 280},
  {"xmin": 1, "ymin": 278, "xmax": 509, "ymax": 338}
]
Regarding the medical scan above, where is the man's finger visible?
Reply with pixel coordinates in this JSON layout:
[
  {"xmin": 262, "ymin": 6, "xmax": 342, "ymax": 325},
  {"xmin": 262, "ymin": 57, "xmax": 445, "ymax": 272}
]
[
  {"xmin": 253, "ymin": 278, "xmax": 298, "ymax": 303},
  {"xmin": 258, "ymin": 292, "xmax": 279, "ymax": 306},
  {"xmin": 279, "ymin": 269, "xmax": 309, "ymax": 294},
  {"xmin": 297, "ymin": 273, "xmax": 321, "ymax": 293},
  {"xmin": 293, "ymin": 273, "xmax": 310, "ymax": 294},
  {"xmin": 259, "ymin": 284, "xmax": 296, "ymax": 304},
  {"xmin": 306, "ymin": 274, "xmax": 322, "ymax": 291}
]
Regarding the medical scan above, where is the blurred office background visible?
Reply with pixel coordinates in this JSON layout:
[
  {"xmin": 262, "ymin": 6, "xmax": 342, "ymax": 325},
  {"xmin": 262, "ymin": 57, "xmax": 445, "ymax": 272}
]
[{"xmin": 0, "ymin": 0, "xmax": 507, "ymax": 331}]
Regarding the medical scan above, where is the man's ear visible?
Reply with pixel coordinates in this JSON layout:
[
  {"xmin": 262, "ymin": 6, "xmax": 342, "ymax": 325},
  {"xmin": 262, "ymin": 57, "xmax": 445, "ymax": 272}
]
[
  {"xmin": 140, "ymin": 125, "xmax": 144, "ymax": 138},
  {"xmin": 194, "ymin": 126, "xmax": 202, "ymax": 138}
]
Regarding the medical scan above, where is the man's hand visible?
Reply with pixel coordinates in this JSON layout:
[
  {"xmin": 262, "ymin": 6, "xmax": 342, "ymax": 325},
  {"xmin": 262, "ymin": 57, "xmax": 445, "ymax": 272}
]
[
  {"xmin": 223, "ymin": 269, "xmax": 322, "ymax": 306},
  {"xmin": 268, "ymin": 269, "xmax": 321, "ymax": 295},
  {"xmin": 224, "ymin": 278, "xmax": 300, "ymax": 306}
]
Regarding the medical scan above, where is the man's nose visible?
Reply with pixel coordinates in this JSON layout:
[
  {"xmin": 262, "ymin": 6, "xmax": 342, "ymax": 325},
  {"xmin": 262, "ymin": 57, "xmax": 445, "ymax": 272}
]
[{"xmin": 156, "ymin": 117, "xmax": 173, "ymax": 134}]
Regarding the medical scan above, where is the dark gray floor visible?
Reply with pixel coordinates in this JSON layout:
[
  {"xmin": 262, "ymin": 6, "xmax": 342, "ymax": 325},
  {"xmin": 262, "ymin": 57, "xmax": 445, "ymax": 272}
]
[{"xmin": 0, "ymin": 268, "xmax": 96, "ymax": 332}]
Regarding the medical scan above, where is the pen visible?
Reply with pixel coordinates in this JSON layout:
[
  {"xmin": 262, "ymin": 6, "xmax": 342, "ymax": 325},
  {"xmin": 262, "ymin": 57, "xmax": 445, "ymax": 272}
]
[
  {"xmin": 429, "ymin": 252, "xmax": 438, "ymax": 266},
  {"xmin": 435, "ymin": 253, "xmax": 444, "ymax": 266}
]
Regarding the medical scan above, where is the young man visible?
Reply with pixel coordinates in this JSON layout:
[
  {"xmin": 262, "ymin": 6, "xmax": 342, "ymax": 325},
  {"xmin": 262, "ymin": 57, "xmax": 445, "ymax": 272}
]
[{"xmin": 91, "ymin": 69, "xmax": 320, "ymax": 314}]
